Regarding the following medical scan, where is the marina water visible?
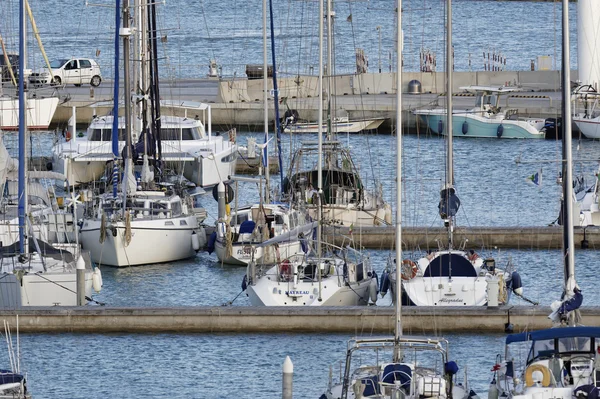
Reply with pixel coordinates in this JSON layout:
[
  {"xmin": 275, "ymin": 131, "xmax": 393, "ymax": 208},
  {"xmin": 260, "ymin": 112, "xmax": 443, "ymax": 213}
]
[{"xmin": 0, "ymin": 0, "xmax": 596, "ymax": 397}]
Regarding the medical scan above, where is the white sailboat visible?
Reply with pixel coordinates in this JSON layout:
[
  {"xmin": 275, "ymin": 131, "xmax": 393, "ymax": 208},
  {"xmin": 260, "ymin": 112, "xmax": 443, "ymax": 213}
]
[
  {"xmin": 78, "ymin": 0, "xmax": 206, "ymax": 267},
  {"xmin": 488, "ymin": 6, "xmax": 593, "ymax": 398},
  {"xmin": 322, "ymin": 4, "xmax": 473, "ymax": 396},
  {"xmin": 381, "ymin": 0, "xmax": 525, "ymax": 307},
  {"xmin": 0, "ymin": 0, "xmax": 95, "ymax": 308},
  {"xmin": 572, "ymin": 85, "xmax": 600, "ymax": 139},
  {"xmin": 243, "ymin": 0, "xmax": 375, "ymax": 306}
]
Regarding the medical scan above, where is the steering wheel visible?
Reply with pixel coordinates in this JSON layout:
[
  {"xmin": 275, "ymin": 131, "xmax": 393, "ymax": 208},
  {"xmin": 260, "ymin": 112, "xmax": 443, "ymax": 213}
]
[{"xmin": 380, "ymin": 369, "xmax": 412, "ymax": 391}]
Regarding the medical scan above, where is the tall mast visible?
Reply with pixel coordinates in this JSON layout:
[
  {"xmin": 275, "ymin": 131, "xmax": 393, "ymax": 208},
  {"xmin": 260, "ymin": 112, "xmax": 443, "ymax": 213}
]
[
  {"xmin": 262, "ymin": 0, "xmax": 270, "ymax": 203},
  {"xmin": 18, "ymin": 0, "xmax": 26, "ymax": 255},
  {"xmin": 268, "ymin": 0, "xmax": 284, "ymax": 191},
  {"xmin": 393, "ymin": 0, "xmax": 402, "ymax": 362},
  {"xmin": 561, "ymin": 0, "xmax": 575, "ymax": 291},
  {"xmin": 326, "ymin": 0, "xmax": 333, "ymax": 141},
  {"xmin": 112, "ymin": 0, "xmax": 121, "ymax": 199},
  {"xmin": 445, "ymin": 0, "xmax": 454, "ymax": 248},
  {"xmin": 121, "ymin": 0, "xmax": 132, "ymax": 213},
  {"xmin": 317, "ymin": 0, "xmax": 324, "ymax": 302}
]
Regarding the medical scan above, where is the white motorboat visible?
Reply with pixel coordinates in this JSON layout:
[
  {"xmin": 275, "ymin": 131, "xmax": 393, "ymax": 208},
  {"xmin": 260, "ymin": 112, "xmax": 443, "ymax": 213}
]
[
  {"xmin": 0, "ymin": 95, "xmax": 58, "ymax": 131},
  {"xmin": 213, "ymin": 203, "xmax": 314, "ymax": 266},
  {"xmin": 572, "ymin": 85, "xmax": 600, "ymax": 139},
  {"xmin": 414, "ymin": 85, "xmax": 547, "ymax": 139},
  {"xmin": 282, "ymin": 140, "xmax": 391, "ymax": 227},
  {"xmin": 283, "ymin": 115, "xmax": 386, "ymax": 134},
  {"xmin": 52, "ymin": 103, "xmax": 237, "ymax": 188}
]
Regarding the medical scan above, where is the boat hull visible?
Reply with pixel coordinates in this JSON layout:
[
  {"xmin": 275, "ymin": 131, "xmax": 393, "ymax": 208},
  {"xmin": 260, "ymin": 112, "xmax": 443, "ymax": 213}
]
[
  {"xmin": 417, "ymin": 112, "xmax": 546, "ymax": 139},
  {"xmin": 573, "ymin": 115, "xmax": 600, "ymax": 138},
  {"xmin": 215, "ymin": 239, "xmax": 305, "ymax": 266},
  {"xmin": 284, "ymin": 118, "xmax": 386, "ymax": 134},
  {"xmin": 0, "ymin": 269, "xmax": 93, "ymax": 308},
  {"xmin": 0, "ymin": 96, "xmax": 59, "ymax": 130},
  {"xmin": 80, "ymin": 216, "xmax": 201, "ymax": 267}
]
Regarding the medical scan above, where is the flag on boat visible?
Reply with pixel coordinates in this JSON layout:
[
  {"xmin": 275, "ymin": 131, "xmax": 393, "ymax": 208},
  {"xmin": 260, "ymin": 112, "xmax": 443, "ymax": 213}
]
[{"xmin": 526, "ymin": 169, "xmax": 542, "ymax": 186}]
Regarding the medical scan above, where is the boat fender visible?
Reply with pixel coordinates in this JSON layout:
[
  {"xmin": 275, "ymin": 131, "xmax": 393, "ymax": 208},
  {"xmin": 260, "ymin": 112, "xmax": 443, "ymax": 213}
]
[
  {"xmin": 511, "ymin": 271, "xmax": 523, "ymax": 296},
  {"xmin": 371, "ymin": 270, "xmax": 379, "ymax": 293},
  {"xmin": 241, "ymin": 274, "xmax": 248, "ymax": 291},
  {"xmin": 444, "ymin": 361, "xmax": 459, "ymax": 375},
  {"xmin": 207, "ymin": 231, "xmax": 217, "ymax": 254},
  {"xmin": 369, "ymin": 278, "xmax": 378, "ymax": 304},
  {"xmin": 487, "ymin": 377, "xmax": 499, "ymax": 399},
  {"xmin": 92, "ymin": 268, "xmax": 102, "ymax": 293},
  {"xmin": 496, "ymin": 124, "xmax": 504, "ymax": 138},
  {"xmin": 524, "ymin": 364, "xmax": 551, "ymax": 387},
  {"xmin": 462, "ymin": 121, "xmax": 468, "ymax": 135},
  {"xmin": 191, "ymin": 231, "xmax": 201, "ymax": 251},
  {"xmin": 380, "ymin": 270, "xmax": 389, "ymax": 296},
  {"xmin": 437, "ymin": 119, "xmax": 444, "ymax": 134},
  {"xmin": 280, "ymin": 259, "xmax": 293, "ymax": 282},
  {"xmin": 400, "ymin": 259, "xmax": 418, "ymax": 280}
]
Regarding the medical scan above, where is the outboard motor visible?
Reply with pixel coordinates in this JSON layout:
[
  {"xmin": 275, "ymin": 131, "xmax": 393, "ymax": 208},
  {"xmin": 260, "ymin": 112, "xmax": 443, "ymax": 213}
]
[{"xmin": 542, "ymin": 117, "xmax": 562, "ymax": 139}]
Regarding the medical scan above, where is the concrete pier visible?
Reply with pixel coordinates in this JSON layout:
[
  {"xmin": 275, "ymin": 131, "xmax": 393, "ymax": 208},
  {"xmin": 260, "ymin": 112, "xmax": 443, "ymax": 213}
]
[
  {"xmin": 0, "ymin": 306, "xmax": 596, "ymax": 334},
  {"xmin": 51, "ymin": 70, "xmax": 570, "ymax": 133},
  {"xmin": 324, "ymin": 225, "xmax": 600, "ymax": 250}
]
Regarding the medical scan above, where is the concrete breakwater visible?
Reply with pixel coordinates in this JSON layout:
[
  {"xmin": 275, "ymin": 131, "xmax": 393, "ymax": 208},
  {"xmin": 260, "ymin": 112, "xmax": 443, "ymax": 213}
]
[
  {"xmin": 1, "ymin": 306, "xmax": 596, "ymax": 333},
  {"xmin": 322, "ymin": 225, "xmax": 599, "ymax": 250},
  {"xmin": 55, "ymin": 70, "xmax": 568, "ymax": 133}
]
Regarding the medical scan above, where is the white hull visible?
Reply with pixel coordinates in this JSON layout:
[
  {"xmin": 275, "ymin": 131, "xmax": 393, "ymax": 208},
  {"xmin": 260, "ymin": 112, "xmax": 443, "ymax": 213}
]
[
  {"xmin": 573, "ymin": 114, "xmax": 600, "ymax": 138},
  {"xmin": 403, "ymin": 276, "xmax": 488, "ymax": 306},
  {"xmin": 311, "ymin": 204, "xmax": 392, "ymax": 227},
  {"xmin": 215, "ymin": 239, "xmax": 304, "ymax": 266},
  {"xmin": 247, "ymin": 262, "xmax": 372, "ymax": 306},
  {"xmin": 284, "ymin": 118, "xmax": 386, "ymax": 134},
  {"xmin": 0, "ymin": 96, "xmax": 58, "ymax": 130},
  {"xmin": 80, "ymin": 215, "xmax": 200, "ymax": 267},
  {"xmin": 0, "ymin": 265, "xmax": 93, "ymax": 308}
]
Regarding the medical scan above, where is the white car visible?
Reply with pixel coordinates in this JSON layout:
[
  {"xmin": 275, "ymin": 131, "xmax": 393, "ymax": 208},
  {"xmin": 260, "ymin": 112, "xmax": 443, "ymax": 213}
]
[{"xmin": 29, "ymin": 58, "xmax": 102, "ymax": 87}]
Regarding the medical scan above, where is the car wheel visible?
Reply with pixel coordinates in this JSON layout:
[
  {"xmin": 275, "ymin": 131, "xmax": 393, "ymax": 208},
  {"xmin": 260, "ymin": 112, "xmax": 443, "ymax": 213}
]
[
  {"xmin": 90, "ymin": 75, "xmax": 101, "ymax": 87},
  {"xmin": 52, "ymin": 76, "xmax": 62, "ymax": 86}
]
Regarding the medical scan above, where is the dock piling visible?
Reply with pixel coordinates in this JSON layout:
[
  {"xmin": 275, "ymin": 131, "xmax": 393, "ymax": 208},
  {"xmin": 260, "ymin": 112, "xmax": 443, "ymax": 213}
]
[{"xmin": 282, "ymin": 355, "xmax": 293, "ymax": 399}]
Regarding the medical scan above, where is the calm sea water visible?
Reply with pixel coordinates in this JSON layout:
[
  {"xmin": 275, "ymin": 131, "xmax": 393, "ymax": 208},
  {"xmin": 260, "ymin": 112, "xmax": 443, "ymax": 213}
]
[{"xmin": 0, "ymin": 0, "xmax": 596, "ymax": 397}]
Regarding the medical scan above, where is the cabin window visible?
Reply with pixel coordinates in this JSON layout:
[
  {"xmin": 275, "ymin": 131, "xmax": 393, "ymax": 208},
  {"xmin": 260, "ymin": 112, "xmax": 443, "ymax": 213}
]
[
  {"xmin": 89, "ymin": 128, "xmax": 126, "ymax": 141},
  {"xmin": 275, "ymin": 215, "xmax": 284, "ymax": 225},
  {"xmin": 180, "ymin": 220, "xmax": 188, "ymax": 226},
  {"xmin": 231, "ymin": 213, "xmax": 248, "ymax": 226},
  {"xmin": 165, "ymin": 221, "xmax": 174, "ymax": 226},
  {"xmin": 221, "ymin": 153, "xmax": 235, "ymax": 163},
  {"xmin": 171, "ymin": 201, "xmax": 182, "ymax": 216},
  {"xmin": 158, "ymin": 128, "xmax": 196, "ymax": 141}
]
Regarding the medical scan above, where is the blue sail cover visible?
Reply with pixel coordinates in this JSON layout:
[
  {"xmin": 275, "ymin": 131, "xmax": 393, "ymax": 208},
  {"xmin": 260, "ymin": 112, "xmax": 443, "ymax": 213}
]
[
  {"xmin": 439, "ymin": 187, "xmax": 460, "ymax": 219},
  {"xmin": 0, "ymin": 370, "xmax": 24, "ymax": 385},
  {"xmin": 506, "ymin": 327, "xmax": 600, "ymax": 344}
]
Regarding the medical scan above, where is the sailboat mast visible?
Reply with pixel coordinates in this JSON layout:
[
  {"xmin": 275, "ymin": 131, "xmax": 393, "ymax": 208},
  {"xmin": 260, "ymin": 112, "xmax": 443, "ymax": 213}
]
[
  {"xmin": 326, "ymin": 0, "xmax": 333, "ymax": 141},
  {"xmin": 394, "ymin": 0, "xmax": 403, "ymax": 361},
  {"xmin": 445, "ymin": 0, "xmax": 455, "ymax": 249},
  {"xmin": 268, "ymin": 0, "xmax": 284, "ymax": 191},
  {"xmin": 317, "ymin": 0, "xmax": 324, "ymax": 302},
  {"xmin": 262, "ymin": 0, "xmax": 270, "ymax": 204},
  {"xmin": 561, "ymin": 0, "xmax": 575, "ymax": 289},
  {"xmin": 122, "ymin": 0, "xmax": 132, "ymax": 214},
  {"xmin": 112, "ymin": 0, "xmax": 121, "ymax": 200},
  {"xmin": 18, "ymin": 0, "xmax": 26, "ymax": 255}
]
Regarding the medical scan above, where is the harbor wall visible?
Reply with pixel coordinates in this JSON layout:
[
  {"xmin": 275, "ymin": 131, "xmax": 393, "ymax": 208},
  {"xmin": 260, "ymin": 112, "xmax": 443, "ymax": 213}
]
[
  {"xmin": 55, "ymin": 70, "xmax": 570, "ymax": 130},
  {"xmin": 1, "ymin": 306, "xmax": 597, "ymax": 333}
]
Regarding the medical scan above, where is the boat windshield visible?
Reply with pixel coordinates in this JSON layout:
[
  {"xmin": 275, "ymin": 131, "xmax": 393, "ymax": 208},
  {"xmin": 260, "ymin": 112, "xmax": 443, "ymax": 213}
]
[
  {"xmin": 50, "ymin": 59, "xmax": 69, "ymax": 69},
  {"xmin": 527, "ymin": 337, "xmax": 594, "ymax": 364},
  {"xmin": 475, "ymin": 93, "xmax": 499, "ymax": 108}
]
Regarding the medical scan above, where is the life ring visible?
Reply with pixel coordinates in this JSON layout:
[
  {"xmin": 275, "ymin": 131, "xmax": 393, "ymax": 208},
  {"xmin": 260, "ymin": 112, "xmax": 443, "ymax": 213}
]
[
  {"xmin": 468, "ymin": 251, "xmax": 479, "ymax": 262},
  {"xmin": 400, "ymin": 259, "xmax": 418, "ymax": 281},
  {"xmin": 524, "ymin": 364, "xmax": 552, "ymax": 387},
  {"xmin": 280, "ymin": 259, "xmax": 293, "ymax": 282}
]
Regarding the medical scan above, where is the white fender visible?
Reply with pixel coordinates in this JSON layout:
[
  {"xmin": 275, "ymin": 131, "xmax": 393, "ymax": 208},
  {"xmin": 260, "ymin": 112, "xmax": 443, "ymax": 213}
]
[
  {"xmin": 92, "ymin": 267, "xmax": 102, "ymax": 293},
  {"xmin": 191, "ymin": 231, "xmax": 201, "ymax": 251},
  {"xmin": 369, "ymin": 278, "xmax": 378, "ymax": 304}
]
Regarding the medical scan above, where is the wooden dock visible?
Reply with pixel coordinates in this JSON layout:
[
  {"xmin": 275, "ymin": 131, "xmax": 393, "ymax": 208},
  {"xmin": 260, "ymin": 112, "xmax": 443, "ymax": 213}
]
[{"xmin": 0, "ymin": 306, "xmax": 595, "ymax": 334}]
